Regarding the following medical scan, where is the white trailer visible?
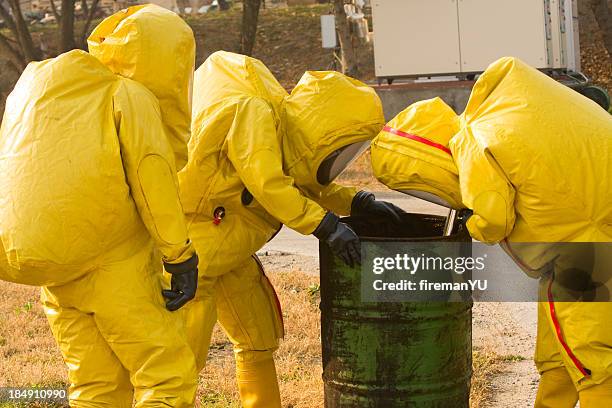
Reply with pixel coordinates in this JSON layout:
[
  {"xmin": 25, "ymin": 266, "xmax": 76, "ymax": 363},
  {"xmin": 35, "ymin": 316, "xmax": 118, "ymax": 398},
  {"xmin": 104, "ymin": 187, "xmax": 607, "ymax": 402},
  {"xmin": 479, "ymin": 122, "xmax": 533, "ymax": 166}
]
[{"xmin": 371, "ymin": 0, "xmax": 581, "ymax": 81}]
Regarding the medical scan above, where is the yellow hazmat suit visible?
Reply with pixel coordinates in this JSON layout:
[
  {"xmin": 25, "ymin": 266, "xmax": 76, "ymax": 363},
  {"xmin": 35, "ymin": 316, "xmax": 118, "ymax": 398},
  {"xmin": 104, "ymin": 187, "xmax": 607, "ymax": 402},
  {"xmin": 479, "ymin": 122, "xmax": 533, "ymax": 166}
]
[
  {"xmin": 179, "ymin": 51, "xmax": 385, "ymax": 407},
  {"xmin": 371, "ymin": 57, "xmax": 612, "ymax": 406},
  {"xmin": 0, "ymin": 5, "xmax": 198, "ymax": 407}
]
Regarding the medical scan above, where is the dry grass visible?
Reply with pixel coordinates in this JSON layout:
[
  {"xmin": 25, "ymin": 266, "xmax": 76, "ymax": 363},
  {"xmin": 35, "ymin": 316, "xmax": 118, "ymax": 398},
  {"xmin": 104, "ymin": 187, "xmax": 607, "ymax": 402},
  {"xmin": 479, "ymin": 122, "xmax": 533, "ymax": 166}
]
[
  {"xmin": 470, "ymin": 348, "xmax": 505, "ymax": 408},
  {"xmin": 0, "ymin": 272, "xmax": 323, "ymax": 408},
  {"xmin": 196, "ymin": 271, "xmax": 323, "ymax": 408},
  {"xmin": 0, "ymin": 283, "xmax": 66, "ymax": 389},
  {"xmin": 185, "ymin": 4, "xmax": 375, "ymax": 90},
  {"xmin": 1, "ymin": 271, "xmax": 503, "ymax": 408}
]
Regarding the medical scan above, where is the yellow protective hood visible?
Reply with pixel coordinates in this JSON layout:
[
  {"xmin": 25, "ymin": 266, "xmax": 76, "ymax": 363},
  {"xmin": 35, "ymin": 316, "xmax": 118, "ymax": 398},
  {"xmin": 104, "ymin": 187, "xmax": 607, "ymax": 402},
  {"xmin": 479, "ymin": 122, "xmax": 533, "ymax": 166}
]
[
  {"xmin": 371, "ymin": 97, "xmax": 464, "ymax": 209},
  {"xmin": 1, "ymin": 46, "xmax": 194, "ymax": 286},
  {"xmin": 282, "ymin": 71, "xmax": 385, "ymax": 190},
  {"xmin": 88, "ymin": 4, "xmax": 195, "ymax": 169},
  {"xmin": 450, "ymin": 56, "xmax": 612, "ymax": 244},
  {"xmin": 191, "ymin": 51, "xmax": 289, "ymax": 127}
]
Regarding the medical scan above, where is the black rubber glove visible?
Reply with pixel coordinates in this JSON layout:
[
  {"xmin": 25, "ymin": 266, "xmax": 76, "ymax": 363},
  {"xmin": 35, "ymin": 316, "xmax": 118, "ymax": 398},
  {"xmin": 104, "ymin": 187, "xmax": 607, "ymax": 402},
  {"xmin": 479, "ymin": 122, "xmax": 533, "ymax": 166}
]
[
  {"xmin": 314, "ymin": 213, "xmax": 361, "ymax": 267},
  {"xmin": 162, "ymin": 253, "xmax": 199, "ymax": 311},
  {"xmin": 351, "ymin": 191, "xmax": 405, "ymax": 223}
]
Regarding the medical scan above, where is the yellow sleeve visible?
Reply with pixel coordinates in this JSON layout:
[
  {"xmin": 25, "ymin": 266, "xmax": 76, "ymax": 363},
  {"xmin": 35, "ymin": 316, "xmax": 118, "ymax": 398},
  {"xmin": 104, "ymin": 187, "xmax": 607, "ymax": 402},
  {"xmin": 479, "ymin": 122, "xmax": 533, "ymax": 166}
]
[
  {"xmin": 450, "ymin": 128, "xmax": 516, "ymax": 243},
  {"xmin": 227, "ymin": 97, "xmax": 327, "ymax": 235},
  {"xmin": 113, "ymin": 80, "xmax": 194, "ymax": 263},
  {"xmin": 316, "ymin": 183, "xmax": 357, "ymax": 216}
]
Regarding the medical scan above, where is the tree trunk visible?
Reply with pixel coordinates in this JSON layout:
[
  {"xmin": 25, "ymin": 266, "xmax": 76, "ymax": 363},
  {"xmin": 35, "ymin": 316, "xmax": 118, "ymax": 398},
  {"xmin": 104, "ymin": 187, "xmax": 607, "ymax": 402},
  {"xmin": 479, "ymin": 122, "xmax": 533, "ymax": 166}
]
[
  {"xmin": 190, "ymin": 0, "xmax": 199, "ymax": 16},
  {"xmin": 49, "ymin": 0, "xmax": 61, "ymax": 24},
  {"xmin": 589, "ymin": 0, "xmax": 612, "ymax": 56},
  {"xmin": 333, "ymin": 0, "xmax": 358, "ymax": 77},
  {"xmin": 0, "ymin": 2, "xmax": 19, "ymax": 39},
  {"xmin": 240, "ymin": 0, "xmax": 262, "ymax": 56},
  {"xmin": 80, "ymin": 0, "xmax": 100, "ymax": 48},
  {"xmin": 176, "ymin": 0, "xmax": 187, "ymax": 15},
  {"xmin": 81, "ymin": 0, "xmax": 89, "ymax": 16},
  {"xmin": 6, "ymin": 0, "xmax": 41, "ymax": 62},
  {"xmin": 60, "ymin": 0, "xmax": 76, "ymax": 52},
  {"xmin": 0, "ymin": 33, "xmax": 26, "ymax": 71}
]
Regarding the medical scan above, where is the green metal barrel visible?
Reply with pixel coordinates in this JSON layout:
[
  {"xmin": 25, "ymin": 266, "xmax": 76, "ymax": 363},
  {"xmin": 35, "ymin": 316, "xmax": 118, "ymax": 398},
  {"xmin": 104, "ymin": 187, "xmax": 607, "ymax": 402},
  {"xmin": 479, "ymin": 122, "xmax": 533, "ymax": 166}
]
[{"xmin": 320, "ymin": 213, "xmax": 472, "ymax": 407}]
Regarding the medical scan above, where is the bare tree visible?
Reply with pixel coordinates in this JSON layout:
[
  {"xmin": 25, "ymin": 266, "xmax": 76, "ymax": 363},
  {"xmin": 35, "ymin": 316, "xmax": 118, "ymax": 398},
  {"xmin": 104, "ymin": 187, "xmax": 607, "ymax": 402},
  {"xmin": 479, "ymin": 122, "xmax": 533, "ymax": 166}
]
[
  {"xmin": 190, "ymin": 0, "xmax": 200, "ymax": 16},
  {"xmin": 175, "ymin": 0, "xmax": 188, "ymax": 15},
  {"xmin": 589, "ymin": 0, "xmax": 612, "ymax": 56},
  {"xmin": 240, "ymin": 0, "xmax": 261, "ymax": 56},
  {"xmin": 0, "ymin": 0, "xmax": 41, "ymax": 71},
  {"xmin": 80, "ymin": 0, "xmax": 101, "ymax": 46},
  {"xmin": 50, "ymin": 0, "xmax": 100, "ymax": 52},
  {"xmin": 0, "ymin": 0, "xmax": 100, "ymax": 74},
  {"xmin": 60, "ymin": 0, "xmax": 76, "ymax": 50},
  {"xmin": 333, "ymin": 0, "xmax": 358, "ymax": 77}
]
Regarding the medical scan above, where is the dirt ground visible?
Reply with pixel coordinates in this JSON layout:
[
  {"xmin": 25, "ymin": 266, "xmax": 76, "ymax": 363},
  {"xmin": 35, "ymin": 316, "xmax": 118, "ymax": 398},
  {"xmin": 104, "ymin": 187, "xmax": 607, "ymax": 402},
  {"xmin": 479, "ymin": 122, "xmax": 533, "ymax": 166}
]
[
  {"xmin": 578, "ymin": 1, "xmax": 612, "ymax": 94},
  {"xmin": 472, "ymin": 303, "xmax": 539, "ymax": 407},
  {"xmin": 2, "ymin": 3, "xmax": 611, "ymax": 114},
  {"xmin": 0, "ymin": 249, "xmax": 538, "ymax": 408},
  {"xmin": 185, "ymin": 4, "xmax": 375, "ymax": 89}
]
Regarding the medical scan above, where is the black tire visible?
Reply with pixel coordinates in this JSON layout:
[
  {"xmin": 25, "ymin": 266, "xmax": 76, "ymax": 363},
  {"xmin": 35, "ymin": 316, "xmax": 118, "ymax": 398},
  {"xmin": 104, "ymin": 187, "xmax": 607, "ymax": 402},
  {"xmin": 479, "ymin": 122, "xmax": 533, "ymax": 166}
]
[{"xmin": 578, "ymin": 85, "xmax": 611, "ymax": 111}]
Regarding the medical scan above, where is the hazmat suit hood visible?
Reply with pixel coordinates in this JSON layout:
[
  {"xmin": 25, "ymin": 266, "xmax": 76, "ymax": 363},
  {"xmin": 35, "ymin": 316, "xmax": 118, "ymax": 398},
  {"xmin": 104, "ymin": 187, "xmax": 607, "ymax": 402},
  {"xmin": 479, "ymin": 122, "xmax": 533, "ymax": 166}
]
[
  {"xmin": 191, "ymin": 51, "xmax": 289, "ymax": 126},
  {"xmin": 88, "ymin": 4, "xmax": 195, "ymax": 169},
  {"xmin": 282, "ymin": 71, "xmax": 385, "ymax": 191},
  {"xmin": 371, "ymin": 97, "xmax": 464, "ymax": 209}
]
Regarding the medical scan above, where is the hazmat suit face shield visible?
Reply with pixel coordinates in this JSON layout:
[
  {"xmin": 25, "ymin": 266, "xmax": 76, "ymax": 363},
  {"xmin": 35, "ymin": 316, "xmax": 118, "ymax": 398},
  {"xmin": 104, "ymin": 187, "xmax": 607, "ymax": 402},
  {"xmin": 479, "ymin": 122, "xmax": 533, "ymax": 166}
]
[
  {"xmin": 370, "ymin": 97, "xmax": 464, "ymax": 209},
  {"xmin": 88, "ymin": 4, "xmax": 196, "ymax": 169},
  {"xmin": 400, "ymin": 190, "xmax": 453, "ymax": 208},
  {"xmin": 316, "ymin": 141, "xmax": 370, "ymax": 185},
  {"xmin": 283, "ymin": 71, "xmax": 385, "ymax": 189}
]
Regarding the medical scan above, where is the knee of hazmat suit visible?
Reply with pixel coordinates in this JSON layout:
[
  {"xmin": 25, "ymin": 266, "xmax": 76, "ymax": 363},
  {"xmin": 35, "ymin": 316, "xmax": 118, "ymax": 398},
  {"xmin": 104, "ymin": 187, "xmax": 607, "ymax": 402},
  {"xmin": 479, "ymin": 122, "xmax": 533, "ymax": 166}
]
[
  {"xmin": 0, "ymin": 3, "xmax": 196, "ymax": 286},
  {"xmin": 179, "ymin": 51, "xmax": 385, "ymax": 274}
]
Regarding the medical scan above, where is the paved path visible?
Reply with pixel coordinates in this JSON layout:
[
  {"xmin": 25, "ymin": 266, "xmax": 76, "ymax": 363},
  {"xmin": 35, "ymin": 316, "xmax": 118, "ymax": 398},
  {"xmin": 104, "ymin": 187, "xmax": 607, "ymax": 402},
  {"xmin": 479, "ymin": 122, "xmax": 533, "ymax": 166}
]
[{"xmin": 261, "ymin": 191, "xmax": 448, "ymax": 257}]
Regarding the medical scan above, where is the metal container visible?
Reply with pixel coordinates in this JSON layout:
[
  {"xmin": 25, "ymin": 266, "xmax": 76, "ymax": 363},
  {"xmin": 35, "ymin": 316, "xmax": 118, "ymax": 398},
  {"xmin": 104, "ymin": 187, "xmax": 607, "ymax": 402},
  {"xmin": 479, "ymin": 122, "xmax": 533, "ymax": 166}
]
[{"xmin": 320, "ymin": 213, "xmax": 472, "ymax": 407}]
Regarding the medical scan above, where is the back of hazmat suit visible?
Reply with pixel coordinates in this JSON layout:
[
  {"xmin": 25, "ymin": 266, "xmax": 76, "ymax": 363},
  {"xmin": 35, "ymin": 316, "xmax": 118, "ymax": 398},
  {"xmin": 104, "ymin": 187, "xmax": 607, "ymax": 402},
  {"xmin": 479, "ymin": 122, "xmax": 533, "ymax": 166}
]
[
  {"xmin": 178, "ymin": 51, "xmax": 394, "ymax": 407},
  {"xmin": 0, "ymin": 5, "xmax": 199, "ymax": 407},
  {"xmin": 370, "ymin": 57, "xmax": 612, "ymax": 406}
]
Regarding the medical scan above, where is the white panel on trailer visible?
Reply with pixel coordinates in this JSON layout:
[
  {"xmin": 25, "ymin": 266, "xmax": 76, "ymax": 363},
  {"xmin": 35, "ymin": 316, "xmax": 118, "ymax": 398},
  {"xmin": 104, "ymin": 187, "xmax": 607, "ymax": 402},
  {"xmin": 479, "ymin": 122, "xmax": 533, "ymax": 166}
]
[
  {"xmin": 321, "ymin": 15, "xmax": 337, "ymax": 49},
  {"xmin": 457, "ymin": 0, "xmax": 549, "ymax": 71},
  {"xmin": 565, "ymin": 0, "xmax": 580, "ymax": 71},
  {"xmin": 550, "ymin": 0, "xmax": 565, "ymax": 69},
  {"xmin": 372, "ymin": 0, "xmax": 461, "ymax": 77}
]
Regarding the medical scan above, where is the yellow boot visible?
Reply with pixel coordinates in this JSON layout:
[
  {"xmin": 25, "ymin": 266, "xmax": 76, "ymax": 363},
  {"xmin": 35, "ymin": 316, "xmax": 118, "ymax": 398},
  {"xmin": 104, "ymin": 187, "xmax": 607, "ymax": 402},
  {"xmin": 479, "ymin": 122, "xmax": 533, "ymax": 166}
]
[
  {"xmin": 534, "ymin": 367, "xmax": 578, "ymax": 408},
  {"xmin": 236, "ymin": 350, "xmax": 281, "ymax": 408}
]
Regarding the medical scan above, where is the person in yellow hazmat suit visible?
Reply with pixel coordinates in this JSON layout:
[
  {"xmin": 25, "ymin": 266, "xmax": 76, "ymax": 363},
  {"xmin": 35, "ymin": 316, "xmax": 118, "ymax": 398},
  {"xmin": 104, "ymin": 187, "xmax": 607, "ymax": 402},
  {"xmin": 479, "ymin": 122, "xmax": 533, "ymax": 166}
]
[
  {"xmin": 178, "ymin": 50, "xmax": 403, "ymax": 407},
  {"xmin": 370, "ymin": 57, "xmax": 612, "ymax": 407},
  {"xmin": 0, "ymin": 5, "xmax": 200, "ymax": 407}
]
